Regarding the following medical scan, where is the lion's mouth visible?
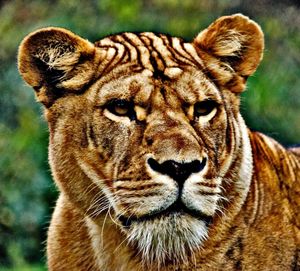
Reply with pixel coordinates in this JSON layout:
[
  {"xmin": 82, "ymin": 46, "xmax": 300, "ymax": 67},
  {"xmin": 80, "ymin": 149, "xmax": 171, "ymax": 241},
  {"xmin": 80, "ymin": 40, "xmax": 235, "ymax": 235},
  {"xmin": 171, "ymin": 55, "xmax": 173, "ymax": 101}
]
[{"xmin": 119, "ymin": 200, "xmax": 213, "ymax": 228}]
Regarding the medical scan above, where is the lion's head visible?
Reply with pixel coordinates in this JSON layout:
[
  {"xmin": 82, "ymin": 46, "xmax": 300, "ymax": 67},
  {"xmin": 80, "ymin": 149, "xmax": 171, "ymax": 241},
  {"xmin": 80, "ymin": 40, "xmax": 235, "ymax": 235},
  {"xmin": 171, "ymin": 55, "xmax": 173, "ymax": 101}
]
[{"xmin": 18, "ymin": 14, "xmax": 264, "ymax": 265}]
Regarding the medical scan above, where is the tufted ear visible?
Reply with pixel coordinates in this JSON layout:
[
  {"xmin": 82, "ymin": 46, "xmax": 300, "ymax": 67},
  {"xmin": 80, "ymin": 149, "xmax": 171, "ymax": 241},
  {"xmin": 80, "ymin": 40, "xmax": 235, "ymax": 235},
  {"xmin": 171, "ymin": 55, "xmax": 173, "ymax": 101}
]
[
  {"xmin": 18, "ymin": 27, "xmax": 97, "ymax": 107},
  {"xmin": 193, "ymin": 14, "xmax": 264, "ymax": 93}
]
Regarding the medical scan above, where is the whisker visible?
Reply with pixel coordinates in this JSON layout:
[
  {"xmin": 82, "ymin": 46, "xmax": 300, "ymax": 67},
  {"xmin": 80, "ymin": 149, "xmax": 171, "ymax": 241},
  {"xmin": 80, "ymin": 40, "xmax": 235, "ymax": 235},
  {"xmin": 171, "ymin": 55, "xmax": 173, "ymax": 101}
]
[
  {"xmin": 101, "ymin": 208, "xmax": 111, "ymax": 249},
  {"xmin": 108, "ymin": 206, "xmax": 124, "ymax": 228},
  {"xmin": 112, "ymin": 222, "xmax": 132, "ymax": 254}
]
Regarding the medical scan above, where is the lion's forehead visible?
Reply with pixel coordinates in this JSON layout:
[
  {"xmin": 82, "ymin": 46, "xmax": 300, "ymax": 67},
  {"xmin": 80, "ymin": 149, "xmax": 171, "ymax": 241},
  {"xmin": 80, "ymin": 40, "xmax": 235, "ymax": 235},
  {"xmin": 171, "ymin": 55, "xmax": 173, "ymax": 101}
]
[
  {"xmin": 96, "ymin": 32, "xmax": 203, "ymax": 70},
  {"xmin": 93, "ymin": 32, "xmax": 222, "ymax": 105}
]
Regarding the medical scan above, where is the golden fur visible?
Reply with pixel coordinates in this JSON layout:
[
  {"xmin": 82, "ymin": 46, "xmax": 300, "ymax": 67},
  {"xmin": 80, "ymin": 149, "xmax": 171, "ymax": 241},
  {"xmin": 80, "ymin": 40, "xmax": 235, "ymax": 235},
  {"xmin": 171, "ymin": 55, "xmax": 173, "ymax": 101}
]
[{"xmin": 18, "ymin": 14, "xmax": 300, "ymax": 270}]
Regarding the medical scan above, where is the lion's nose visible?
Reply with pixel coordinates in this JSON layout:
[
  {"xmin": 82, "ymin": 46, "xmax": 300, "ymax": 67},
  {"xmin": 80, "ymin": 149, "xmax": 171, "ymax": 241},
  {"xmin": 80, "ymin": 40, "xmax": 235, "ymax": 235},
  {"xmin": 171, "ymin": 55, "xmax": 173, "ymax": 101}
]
[{"xmin": 147, "ymin": 158, "xmax": 207, "ymax": 188}]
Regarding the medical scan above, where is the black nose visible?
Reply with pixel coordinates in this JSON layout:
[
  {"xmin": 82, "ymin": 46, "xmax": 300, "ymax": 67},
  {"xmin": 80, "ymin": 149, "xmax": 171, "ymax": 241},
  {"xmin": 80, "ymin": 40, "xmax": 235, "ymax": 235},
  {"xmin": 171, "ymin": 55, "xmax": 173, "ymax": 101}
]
[{"xmin": 147, "ymin": 158, "xmax": 207, "ymax": 187}]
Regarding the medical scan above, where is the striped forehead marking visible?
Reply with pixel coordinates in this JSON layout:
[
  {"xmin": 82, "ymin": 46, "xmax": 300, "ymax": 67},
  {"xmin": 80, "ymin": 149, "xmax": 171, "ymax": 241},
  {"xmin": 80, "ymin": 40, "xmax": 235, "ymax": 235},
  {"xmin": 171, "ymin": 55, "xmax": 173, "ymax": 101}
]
[{"xmin": 95, "ymin": 32, "xmax": 204, "ymax": 77}]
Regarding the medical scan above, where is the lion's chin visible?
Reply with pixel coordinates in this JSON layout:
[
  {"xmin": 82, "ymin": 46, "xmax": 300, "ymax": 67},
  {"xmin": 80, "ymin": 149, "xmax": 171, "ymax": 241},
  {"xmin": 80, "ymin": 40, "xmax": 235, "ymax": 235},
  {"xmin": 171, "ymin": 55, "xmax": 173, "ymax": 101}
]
[{"xmin": 125, "ymin": 213, "xmax": 209, "ymax": 267}]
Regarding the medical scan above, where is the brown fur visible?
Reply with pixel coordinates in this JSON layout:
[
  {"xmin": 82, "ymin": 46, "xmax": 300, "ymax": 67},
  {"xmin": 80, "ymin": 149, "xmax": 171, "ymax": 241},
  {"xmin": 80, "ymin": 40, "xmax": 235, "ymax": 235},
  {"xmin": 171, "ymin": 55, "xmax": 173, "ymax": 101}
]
[{"xmin": 18, "ymin": 14, "xmax": 300, "ymax": 270}]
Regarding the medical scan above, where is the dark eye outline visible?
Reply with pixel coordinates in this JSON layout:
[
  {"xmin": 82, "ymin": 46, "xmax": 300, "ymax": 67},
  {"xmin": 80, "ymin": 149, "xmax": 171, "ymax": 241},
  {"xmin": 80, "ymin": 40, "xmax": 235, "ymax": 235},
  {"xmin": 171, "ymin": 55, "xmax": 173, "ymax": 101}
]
[
  {"xmin": 194, "ymin": 100, "xmax": 218, "ymax": 118},
  {"xmin": 105, "ymin": 99, "xmax": 136, "ymax": 120}
]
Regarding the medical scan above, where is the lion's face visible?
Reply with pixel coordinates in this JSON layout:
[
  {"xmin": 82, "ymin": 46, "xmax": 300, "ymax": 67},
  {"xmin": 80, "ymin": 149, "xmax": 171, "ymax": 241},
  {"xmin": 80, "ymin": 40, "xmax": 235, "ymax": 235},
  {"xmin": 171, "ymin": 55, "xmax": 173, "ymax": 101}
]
[
  {"xmin": 48, "ymin": 59, "xmax": 245, "ymax": 263},
  {"xmin": 89, "ymin": 65, "xmax": 226, "ymax": 220},
  {"xmin": 18, "ymin": 14, "xmax": 264, "ymax": 264}
]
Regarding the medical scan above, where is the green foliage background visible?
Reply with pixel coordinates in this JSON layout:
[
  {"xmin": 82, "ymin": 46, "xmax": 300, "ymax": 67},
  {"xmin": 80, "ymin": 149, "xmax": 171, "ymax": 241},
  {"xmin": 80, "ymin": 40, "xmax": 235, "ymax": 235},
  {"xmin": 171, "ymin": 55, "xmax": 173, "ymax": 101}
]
[{"xmin": 0, "ymin": 0, "xmax": 299, "ymax": 269}]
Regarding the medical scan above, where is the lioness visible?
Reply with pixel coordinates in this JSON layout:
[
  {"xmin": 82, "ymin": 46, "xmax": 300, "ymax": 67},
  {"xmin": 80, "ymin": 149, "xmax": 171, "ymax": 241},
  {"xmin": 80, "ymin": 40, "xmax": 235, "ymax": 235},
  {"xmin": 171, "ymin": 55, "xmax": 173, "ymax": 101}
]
[{"xmin": 18, "ymin": 14, "xmax": 300, "ymax": 270}]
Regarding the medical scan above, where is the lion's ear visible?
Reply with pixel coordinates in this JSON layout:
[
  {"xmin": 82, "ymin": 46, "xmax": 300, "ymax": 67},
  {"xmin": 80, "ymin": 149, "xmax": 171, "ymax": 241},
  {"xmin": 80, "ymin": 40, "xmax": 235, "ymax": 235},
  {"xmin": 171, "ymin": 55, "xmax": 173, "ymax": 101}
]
[
  {"xmin": 193, "ymin": 14, "xmax": 264, "ymax": 92},
  {"xmin": 18, "ymin": 27, "xmax": 97, "ymax": 107}
]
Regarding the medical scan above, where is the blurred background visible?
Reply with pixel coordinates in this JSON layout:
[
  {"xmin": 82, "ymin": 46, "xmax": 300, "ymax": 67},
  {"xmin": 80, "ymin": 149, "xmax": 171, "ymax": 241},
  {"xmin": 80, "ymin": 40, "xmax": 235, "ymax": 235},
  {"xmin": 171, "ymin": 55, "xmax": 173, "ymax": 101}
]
[{"xmin": 0, "ymin": 0, "xmax": 299, "ymax": 270}]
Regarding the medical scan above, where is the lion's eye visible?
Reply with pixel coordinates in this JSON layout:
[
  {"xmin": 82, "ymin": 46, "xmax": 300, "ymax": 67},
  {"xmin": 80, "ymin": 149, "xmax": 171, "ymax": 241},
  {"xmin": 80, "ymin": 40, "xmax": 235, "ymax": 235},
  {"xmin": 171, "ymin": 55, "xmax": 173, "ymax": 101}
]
[
  {"xmin": 106, "ymin": 99, "xmax": 135, "ymax": 119},
  {"xmin": 194, "ymin": 100, "xmax": 218, "ymax": 117}
]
